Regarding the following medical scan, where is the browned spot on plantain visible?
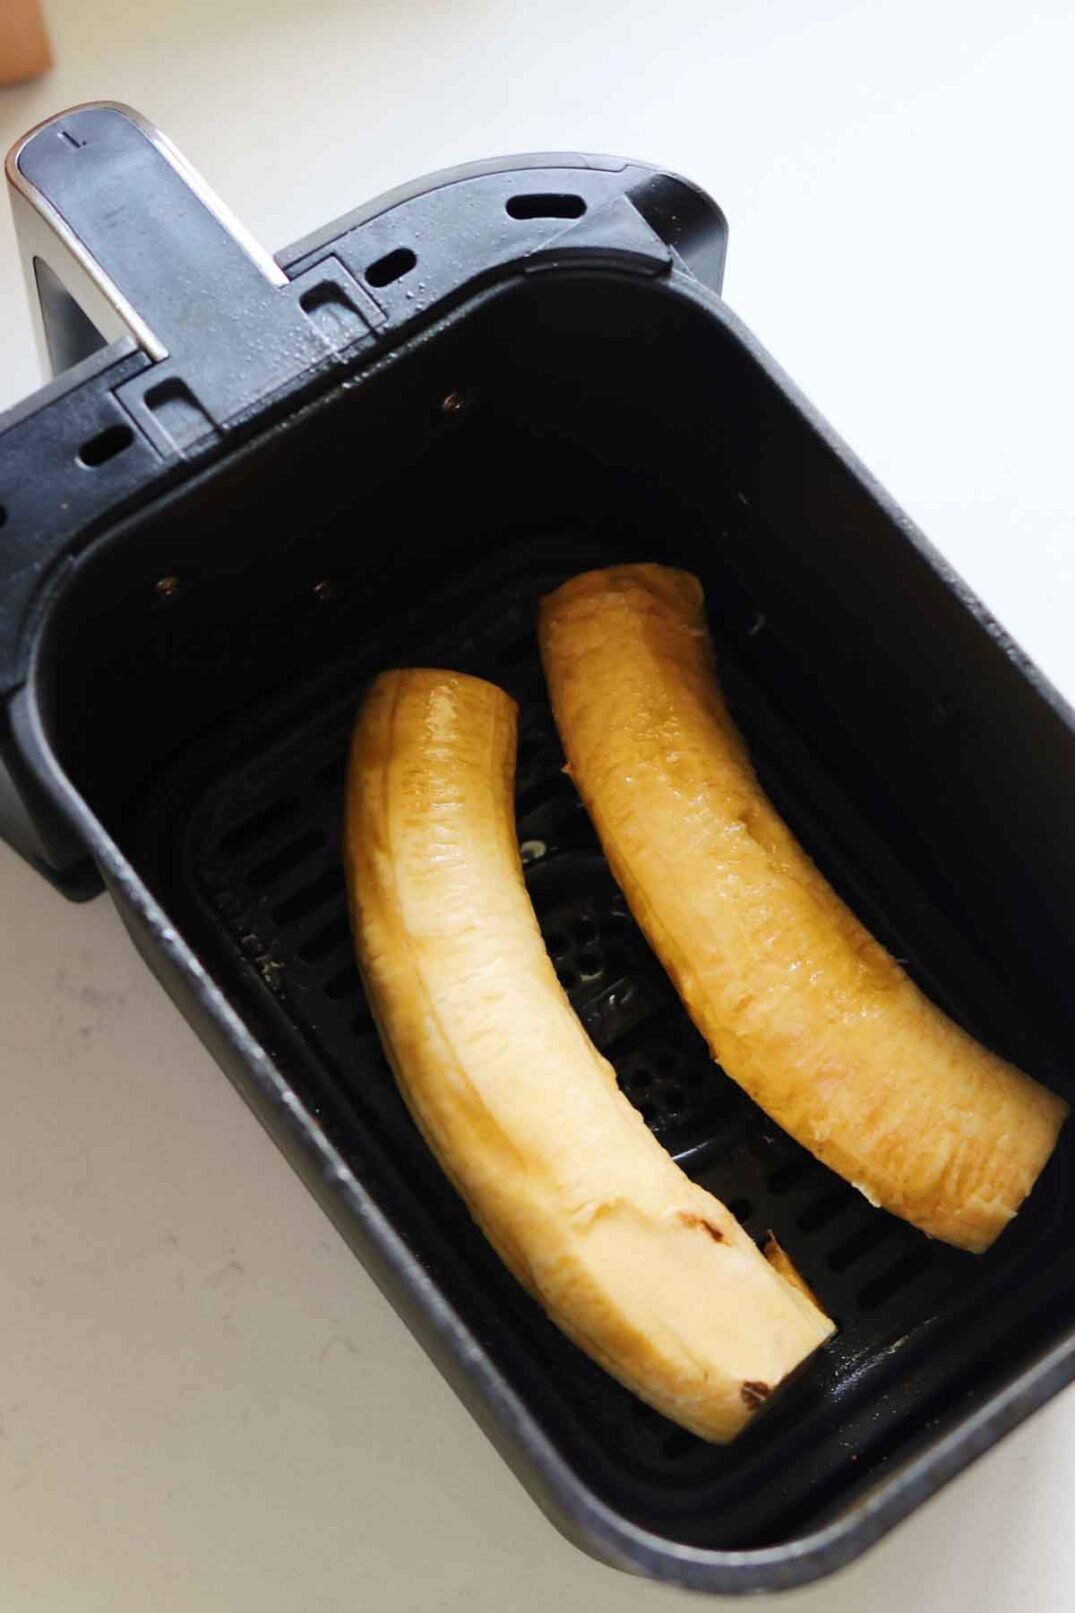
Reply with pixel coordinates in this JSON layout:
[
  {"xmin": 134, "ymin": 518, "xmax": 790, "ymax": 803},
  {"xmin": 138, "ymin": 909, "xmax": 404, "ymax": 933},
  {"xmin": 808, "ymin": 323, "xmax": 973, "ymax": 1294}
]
[
  {"xmin": 741, "ymin": 1380, "xmax": 771, "ymax": 1410},
  {"xmin": 680, "ymin": 1212, "xmax": 724, "ymax": 1243}
]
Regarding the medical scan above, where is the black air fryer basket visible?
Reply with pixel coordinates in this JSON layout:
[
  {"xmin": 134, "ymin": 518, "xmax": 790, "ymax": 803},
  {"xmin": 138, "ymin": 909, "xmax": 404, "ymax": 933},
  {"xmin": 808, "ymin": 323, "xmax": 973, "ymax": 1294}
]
[{"xmin": 3, "ymin": 103, "xmax": 1074, "ymax": 1595}]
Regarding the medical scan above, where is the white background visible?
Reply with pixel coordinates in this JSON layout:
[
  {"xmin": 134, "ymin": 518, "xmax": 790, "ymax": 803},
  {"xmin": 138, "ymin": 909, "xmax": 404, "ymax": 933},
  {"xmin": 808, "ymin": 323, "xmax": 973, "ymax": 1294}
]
[{"xmin": 1, "ymin": 2, "xmax": 1073, "ymax": 1608}]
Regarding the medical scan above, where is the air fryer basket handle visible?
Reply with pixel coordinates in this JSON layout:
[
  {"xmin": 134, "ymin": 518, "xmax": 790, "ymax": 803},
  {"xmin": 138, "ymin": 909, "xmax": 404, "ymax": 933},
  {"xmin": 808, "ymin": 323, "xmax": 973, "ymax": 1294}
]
[
  {"xmin": 5, "ymin": 103, "xmax": 354, "ymax": 441},
  {"xmin": 7, "ymin": 106, "xmax": 729, "ymax": 446},
  {"xmin": 7, "ymin": 103, "xmax": 289, "ymax": 372}
]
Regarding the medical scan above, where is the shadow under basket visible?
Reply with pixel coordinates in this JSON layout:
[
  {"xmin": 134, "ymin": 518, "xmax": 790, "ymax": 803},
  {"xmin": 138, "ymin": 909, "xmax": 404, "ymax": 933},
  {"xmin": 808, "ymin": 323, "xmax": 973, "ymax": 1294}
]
[{"xmin": 10, "ymin": 206, "xmax": 1075, "ymax": 1593}]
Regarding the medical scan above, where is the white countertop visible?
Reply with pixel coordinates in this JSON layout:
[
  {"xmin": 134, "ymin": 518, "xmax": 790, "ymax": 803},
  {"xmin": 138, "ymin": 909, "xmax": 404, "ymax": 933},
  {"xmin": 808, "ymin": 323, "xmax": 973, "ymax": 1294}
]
[{"xmin": 2, "ymin": 2, "xmax": 1074, "ymax": 1607}]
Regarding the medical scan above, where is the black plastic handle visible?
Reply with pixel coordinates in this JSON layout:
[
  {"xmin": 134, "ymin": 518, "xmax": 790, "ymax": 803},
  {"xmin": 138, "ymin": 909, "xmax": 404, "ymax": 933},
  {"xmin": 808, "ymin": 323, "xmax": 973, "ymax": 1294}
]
[{"xmin": 7, "ymin": 104, "xmax": 386, "ymax": 449}]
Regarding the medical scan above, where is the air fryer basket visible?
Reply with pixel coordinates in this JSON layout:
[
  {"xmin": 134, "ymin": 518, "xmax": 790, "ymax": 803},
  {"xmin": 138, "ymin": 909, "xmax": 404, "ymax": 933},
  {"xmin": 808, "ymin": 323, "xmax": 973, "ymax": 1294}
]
[{"xmin": 3, "ymin": 105, "xmax": 1075, "ymax": 1595}]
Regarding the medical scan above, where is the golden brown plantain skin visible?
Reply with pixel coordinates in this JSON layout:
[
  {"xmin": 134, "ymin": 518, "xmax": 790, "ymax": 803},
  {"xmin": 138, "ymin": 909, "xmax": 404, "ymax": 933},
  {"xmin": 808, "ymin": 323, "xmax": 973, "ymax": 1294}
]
[
  {"xmin": 539, "ymin": 565, "xmax": 1068, "ymax": 1253},
  {"xmin": 345, "ymin": 668, "xmax": 833, "ymax": 1442}
]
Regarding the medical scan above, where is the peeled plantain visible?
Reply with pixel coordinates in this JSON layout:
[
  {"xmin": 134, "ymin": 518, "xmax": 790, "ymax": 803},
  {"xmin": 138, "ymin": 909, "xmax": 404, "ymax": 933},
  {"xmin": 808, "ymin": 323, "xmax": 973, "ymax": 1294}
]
[
  {"xmin": 344, "ymin": 668, "xmax": 834, "ymax": 1442},
  {"xmin": 539, "ymin": 565, "xmax": 1067, "ymax": 1254}
]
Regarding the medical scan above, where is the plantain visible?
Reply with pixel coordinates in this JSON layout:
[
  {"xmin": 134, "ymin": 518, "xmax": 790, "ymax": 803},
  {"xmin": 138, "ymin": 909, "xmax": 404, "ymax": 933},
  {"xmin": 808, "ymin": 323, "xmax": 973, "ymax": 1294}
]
[
  {"xmin": 345, "ymin": 667, "xmax": 833, "ymax": 1442},
  {"xmin": 539, "ymin": 564, "xmax": 1067, "ymax": 1253}
]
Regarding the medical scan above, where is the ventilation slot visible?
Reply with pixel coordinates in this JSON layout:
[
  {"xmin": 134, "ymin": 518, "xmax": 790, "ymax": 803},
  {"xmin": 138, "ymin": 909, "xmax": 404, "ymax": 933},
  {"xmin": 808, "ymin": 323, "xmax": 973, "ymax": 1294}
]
[
  {"xmin": 272, "ymin": 867, "xmax": 341, "ymax": 925},
  {"xmin": 506, "ymin": 193, "xmax": 587, "ymax": 220},
  {"xmin": 77, "ymin": 422, "xmax": 134, "ymax": 467},
  {"xmin": 858, "ymin": 1247, "xmax": 934, "ymax": 1311},
  {"xmin": 247, "ymin": 829, "xmax": 325, "ymax": 890},
  {"xmin": 769, "ymin": 1156, "xmax": 817, "ymax": 1195},
  {"xmin": 797, "ymin": 1185, "xmax": 855, "ymax": 1233},
  {"xmin": 365, "ymin": 247, "xmax": 417, "ymax": 288},
  {"xmin": 827, "ymin": 1221, "xmax": 898, "ymax": 1274},
  {"xmin": 298, "ymin": 914, "xmax": 352, "ymax": 964},
  {"xmin": 219, "ymin": 796, "xmax": 301, "ymax": 857}
]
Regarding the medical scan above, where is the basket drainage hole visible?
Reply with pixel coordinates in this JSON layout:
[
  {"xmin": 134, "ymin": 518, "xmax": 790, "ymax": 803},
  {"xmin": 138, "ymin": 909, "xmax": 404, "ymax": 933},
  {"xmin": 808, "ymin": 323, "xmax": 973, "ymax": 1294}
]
[
  {"xmin": 797, "ymin": 1185, "xmax": 854, "ymax": 1233},
  {"xmin": 77, "ymin": 422, "xmax": 134, "ymax": 467},
  {"xmin": 298, "ymin": 914, "xmax": 352, "ymax": 963},
  {"xmin": 218, "ymin": 795, "xmax": 300, "ymax": 856},
  {"xmin": 577, "ymin": 949, "xmax": 601, "ymax": 976},
  {"xmin": 546, "ymin": 928, "xmax": 567, "ymax": 954},
  {"xmin": 247, "ymin": 828, "xmax": 325, "ymax": 889},
  {"xmin": 0, "ymin": 503, "xmax": 7, "ymax": 529},
  {"xmin": 727, "ymin": 1198, "xmax": 753, "ymax": 1225},
  {"xmin": 857, "ymin": 1247, "xmax": 934, "ymax": 1311},
  {"xmin": 769, "ymin": 1156, "xmax": 816, "ymax": 1195},
  {"xmin": 365, "ymin": 247, "xmax": 417, "ymax": 288},
  {"xmin": 827, "ymin": 1222, "xmax": 896, "ymax": 1273},
  {"xmin": 272, "ymin": 868, "xmax": 341, "ymax": 925},
  {"xmin": 506, "ymin": 193, "xmax": 587, "ymax": 221}
]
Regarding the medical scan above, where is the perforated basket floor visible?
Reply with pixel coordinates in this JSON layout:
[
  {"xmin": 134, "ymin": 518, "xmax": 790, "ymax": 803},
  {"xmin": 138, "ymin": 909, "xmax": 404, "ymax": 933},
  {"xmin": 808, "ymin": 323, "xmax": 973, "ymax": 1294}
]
[{"xmin": 130, "ymin": 548, "xmax": 1072, "ymax": 1553}]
